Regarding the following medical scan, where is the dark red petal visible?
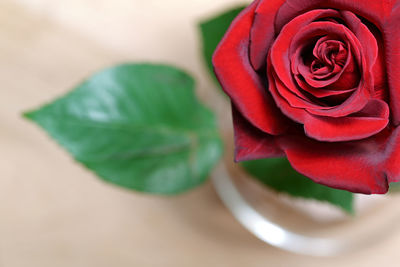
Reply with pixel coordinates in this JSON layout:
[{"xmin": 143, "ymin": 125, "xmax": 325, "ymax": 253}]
[
  {"xmin": 249, "ymin": 0, "xmax": 287, "ymax": 70},
  {"xmin": 213, "ymin": 0, "xmax": 289, "ymax": 135},
  {"xmin": 382, "ymin": 127, "xmax": 400, "ymax": 184},
  {"xmin": 305, "ymin": 84, "xmax": 370, "ymax": 117},
  {"xmin": 370, "ymin": 30, "xmax": 387, "ymax": 101},
  {"xmin": 267, "ymin": 57, "xmax": 309, "ymax": 123},
  {"xmin": 273, "ymin": 70, "xmax": 330, "ymax": 110},
  {"xmin": 383, "ymin": 5, "xmax": 400, "ymax": 124},
  {"xmin": 297, "ymin": 40, "xmax": 346, "ymax": 79},
  {"xmin": 271, "ymin": 10, "xmax": 340, "ymax": 95},
  {"xmin": 323, "ymin": 57, "xmax": 359, "ymax": 91},
  {"xmin": 278, "ymin": 129, "xmax": 395, "ymax": 194},
  {"xmin": 304, "ymin": 99, "xmax": 389, "ymax": 142},
  {"xmin": 293, "ymin": 38, "xmax": 359, "ymax": 91},
  {"xmin": 275, "ymin": 0, "xmax": 393, "ymax": 33},
  {"xmin": 296, "ymin": 78, "xmax": 357, "ymax": 98},
  {"xmin": 340, "ymin": 11, "xmax": 378, "ymax": 71},
  {"xmin": 232, "ymin": 104, "xmax": 284, "ymax": 162},
  {"xmin": 292, "ymin": 40, "xmax": 357, "ymax": 98}
]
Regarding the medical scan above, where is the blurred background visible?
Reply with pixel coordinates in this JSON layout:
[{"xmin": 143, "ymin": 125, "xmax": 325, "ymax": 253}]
[{"xmin": 1, "ymin": 0, "xmax": 400, "ymax": 266}]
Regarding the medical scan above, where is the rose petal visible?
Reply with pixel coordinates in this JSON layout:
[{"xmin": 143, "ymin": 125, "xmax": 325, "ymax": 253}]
[
  {"xmin": 233, "ymin": 106, "xmax": 400, "ymax": 194},
  {"xmin": 296, "ymin": 78, "xmax": 357, "ymax": 98},
  {"xmin": 291, "ymin": 39, "xmax": 358, "ymax": 99},
  {"xmin": 275, "ymin": 0, "xmax": 393, "ymax": 32},
  {"xmin": 340, "ymin": 11, "xmax": 378, "ymax": 72},
  {"xmin": 304, "ymin": 99, "xmax": 389, "ymax": 142},
  {"xmin": 383, "ymin": 5, "xmax": 400, "ymax": 124},
  {"xmin": 293, "ymin": 37, "xmax": 354, "ymax": 89},
  {"xmin": 382, "ymin": 127, "xmax": 400, "ymax": 184},
  {"xmin": 370, "ymin": 31, "xmax": 387, "ymax": 101},
  {"xmin": 278, "ymin": 129, "xmax": 396, "ymax": 194},
  {"xmin": 267, "ymin": 57, "xmax": 312, "ymax": 124},
  {"xmin": 212, "ymin": 0, "xmax": 289, "ymax": 135},
  {"xmin": 249, "ymin": 0, "xmax": 287, "ymax": 70},
  {"xmin": 232, "ymin": 104, "xmax": 284, "ymax": 162},
  {"xmin": 305, "ymin": 81, "xmax": 370, "ymax": 117}
]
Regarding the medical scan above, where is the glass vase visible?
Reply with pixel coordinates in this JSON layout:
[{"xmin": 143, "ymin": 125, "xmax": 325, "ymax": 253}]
[{"xmin": 212, "ymin": 132, "xmax": 400, "ymax": 256}]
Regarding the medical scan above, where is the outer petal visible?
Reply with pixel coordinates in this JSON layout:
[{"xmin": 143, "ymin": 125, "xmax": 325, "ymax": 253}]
[
  {"xmin": 249, "ymin": 0, "xmax": 287, "ymax": 69},
  {"xmin": 274, "ymin": 0, "xmax": 394, "ymax": 32},
  {"xmin": 232, "ymin": 104, "xmax": 284, "ymax": 162},
  {"xmin": 233, "ymin": 107, "xmax": 400, "ymax": 194},
  {"xmin": 382, "ymin": 126, "xmax": 400, "ymax": 184},
  {"xmin": 213, "ymin": 0, "xmax": 289, "ymax": 135},
  {"xmin": 383, "ymin": 3, "xmax": 400, "ymax": 124},
  {"xmin": 278, "ymin": 130, "xmax": 395, "ymax": 194}
]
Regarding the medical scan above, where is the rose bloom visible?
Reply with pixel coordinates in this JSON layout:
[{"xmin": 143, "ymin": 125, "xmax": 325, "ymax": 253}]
[{"xmin": 213, "ymin": 0, "xmax": 400, "ymax": 194}]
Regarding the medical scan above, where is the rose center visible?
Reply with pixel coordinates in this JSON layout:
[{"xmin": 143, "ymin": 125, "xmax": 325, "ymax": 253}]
[{"xmin": 309, "ymin": 39, "xmax": 347, "ymax": 77}]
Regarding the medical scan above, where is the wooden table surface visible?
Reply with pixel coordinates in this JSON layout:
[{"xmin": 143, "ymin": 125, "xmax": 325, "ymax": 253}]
[{"xmin": 1, "ymin": 1, "xmax": 400, "ymax": 266}]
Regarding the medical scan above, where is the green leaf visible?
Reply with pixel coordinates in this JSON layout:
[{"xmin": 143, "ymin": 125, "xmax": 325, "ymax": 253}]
[
  {"xmin": 199, "ymin": 5, "xmax": 246, "ymax": 80},
  {"xmin": 24, "ymin": 64, "xmax": 223, "ymax": 195},
  {"xmin": 242, "ymin": 158, "xmax": 354, "ymax": 214},
  {"xmin": 389, "ymin": 182, "xmax": 400, "ymax": 193}
]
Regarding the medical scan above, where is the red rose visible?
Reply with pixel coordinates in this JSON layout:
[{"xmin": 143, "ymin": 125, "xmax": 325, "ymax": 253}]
[{"xmin": 213, "ymin": 0, "xmax": 400, "ymax": 194}]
